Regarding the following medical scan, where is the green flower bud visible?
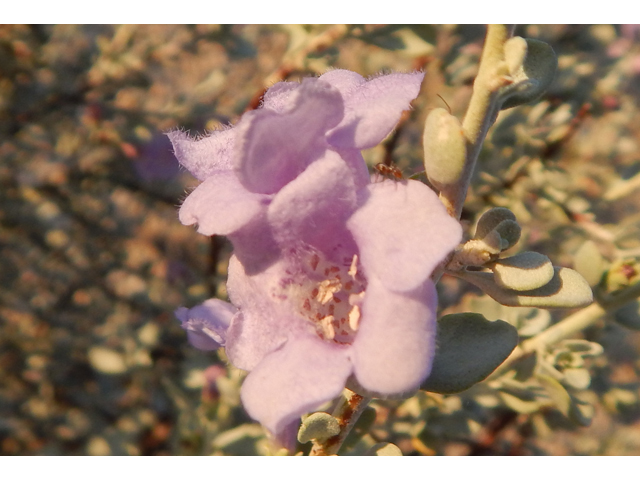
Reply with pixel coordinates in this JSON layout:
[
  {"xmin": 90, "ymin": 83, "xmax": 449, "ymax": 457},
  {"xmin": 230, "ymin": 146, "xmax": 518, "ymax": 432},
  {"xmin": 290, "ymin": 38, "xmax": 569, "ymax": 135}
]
[{"xmin": 422, "ymin": 107, "xmax": 467, "ymax": 189}]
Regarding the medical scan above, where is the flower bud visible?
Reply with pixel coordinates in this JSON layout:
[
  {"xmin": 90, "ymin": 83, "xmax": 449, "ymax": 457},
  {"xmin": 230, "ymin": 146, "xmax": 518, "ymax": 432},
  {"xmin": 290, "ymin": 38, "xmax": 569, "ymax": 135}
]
[{"xmin": 422, "ymin": 108, "xmax": 467, "ymax": 190}]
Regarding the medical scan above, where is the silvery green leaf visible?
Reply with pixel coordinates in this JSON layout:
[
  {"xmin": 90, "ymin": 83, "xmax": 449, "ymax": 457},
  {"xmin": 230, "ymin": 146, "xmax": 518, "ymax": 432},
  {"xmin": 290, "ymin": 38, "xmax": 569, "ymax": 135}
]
[
  {"xmin": 500, "ymin": 38, "xmax": 558, "ymax": 110},
  {"xmin": 366, "ymin": 442, "xmax": 403, "ymax": 456},
  {"xmin": 493, "ymin": 220, "xmax": 522, "ymax": 251},
  {"xmin": 297, "ymin": 412, "xmax": 340, "ymax": 443},
  {"xmin": 537, "ymin": 374, "xmax": 571, "ymax": 416},
  {"xmin": 421, "ymin": 313, "xmax": 518, "ymax": 394},
  {"xmin": 455, "ymin": 267, "xmax": 593, "ymax": 308},
  {"xmin": 569, "ymin": 397, "xmax": 595, "ymax": 427},
  {"xmin": 499, "ymin": 392, "xmax": 542, "ymax": 414},
  {"xmin": 516, "ymin": 309, "xmax": 551, "ymax": 337},
  {"xmin": 497, "ymin": 379, "xmax": 542, "ymax": 414},
  {"xmin": 536, "ymin": 355, "xmax": 565, "ymax": 381},
  {"xmin": 613, "ymin": 300, "xmax": 640, "ymax": 330},
  {"xmin": 549, "ymin": 348, "xmax": 585, "ymax": 369},
  {"xmin": 504, "ymin": 36, "xmax": 528, "ymax": 76},
  {"xmin": 466, "ymin": 296, "xmax": 550, "ymax": 337},
  {"xmin": 573, "ymin": 240, "xmax": 606, "ymax": 287},
  {"xmin": 491, "ymin": 251, "xmax": 554, "ymax": 291},
  {"xmin": 562, "ymin": 368, "xmax": 591, "ymax": 390},
  {"xmin": 474, "ymin": 207, "xmax": 517, "ymax": 241},
  {"xmin": 559, "ymin": 339, "xmax": 604, "ymax": 358}
]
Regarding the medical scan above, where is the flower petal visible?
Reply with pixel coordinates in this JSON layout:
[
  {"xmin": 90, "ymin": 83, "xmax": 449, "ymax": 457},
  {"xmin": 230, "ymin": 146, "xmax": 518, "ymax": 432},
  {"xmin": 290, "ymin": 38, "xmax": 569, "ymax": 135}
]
[
  {"xmin": 234, "ymin": 78, "xmax": 344, "ymax": 194},
  {"xmin": 175, "ymin": 298, "xmax": 237, "ymax": 351},
  {"xmin": 347, "ymin": 180, "xmax": 461, "ymax": 292},
  {"xmin": 267, "ymin": 150, "xmax": 357, "ymax": 251},
  {"xmin": 179, "ymin": 171, "xmax": 269, "ymax": 236},
  {"xmin": 167, "ymin": 128, "xmax": 234, "ymax": 181},
  {"xmin": 225, "ymin": 255, "xmax": 309, "ymax": 369},
  {"xmin": 261, "ymin": 81, "xmax": 301, "ymax": 113},
  {"xmin": 319, "ymin": 69, "xmax": 366, "ymax": 96},
  {"xmin": 327, "ymin": 72, "xmax": 425, "ymax": 149},
  {"xmin": 352, "ymin": 276, "xmax": 438, "ymax": 395},
  {"xmin": 240, "ymin": 334, "xmax": 352, "ymax": 435},
  {"xmin": 334, "ymin": 149, "xmax": 370, "ymax": 190}
]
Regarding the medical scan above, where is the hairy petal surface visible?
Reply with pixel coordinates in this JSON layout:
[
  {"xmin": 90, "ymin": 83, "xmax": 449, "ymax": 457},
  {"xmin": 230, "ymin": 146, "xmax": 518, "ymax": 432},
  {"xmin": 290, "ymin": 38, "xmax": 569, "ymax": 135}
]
[
  {"xmin": 175, "ymin": 299, "xmax": 237, "ymax": 351},
  {"xmin": 225, "ymin": 256, "xmax": 308, "ymax": 370},
  {"xmin": 261, "ymin": 81, "xmax": 301, "ymax": 113},
  {"xmin": 319, "ymin": 69, "xmax": 365, "ymax": 96},
  {"xmin": 234, "ymin": 79, "xmax": 344, "ymax": 194},
  {"xmin": 327, "ymin": 72, "xmax": 425, "ymax": 149},
  {"xmin": 240, "ymin": 335, "xmax": 352, "ymax": 435},
  {"xmin": 179, "ymin": 171, "xmax": 269, "ymax": 236},
  {"xmin": 334, "ymin": 149, "xmax": 371, "ymax": 189},
  {"xmin": 268, "ymin": 150, "xmax": 357, "ymax": 250},
  {"xmin": 353, "ymin": 277, "xmax": 438, "ymax": 394},
  {"xmin": 347, "ymin": 180, "xmax": 462, "ymax": 292},
  {"xmin": 167, "ymin": 128, "xmax": 234, "ymax": 181}
]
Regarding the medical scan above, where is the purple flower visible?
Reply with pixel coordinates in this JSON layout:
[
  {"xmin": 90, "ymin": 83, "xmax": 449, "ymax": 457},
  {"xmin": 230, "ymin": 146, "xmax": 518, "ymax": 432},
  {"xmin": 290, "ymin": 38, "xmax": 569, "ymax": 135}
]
[{"xmin": 169, "ymin": 70, "xmax": 462, "ymax": 436}]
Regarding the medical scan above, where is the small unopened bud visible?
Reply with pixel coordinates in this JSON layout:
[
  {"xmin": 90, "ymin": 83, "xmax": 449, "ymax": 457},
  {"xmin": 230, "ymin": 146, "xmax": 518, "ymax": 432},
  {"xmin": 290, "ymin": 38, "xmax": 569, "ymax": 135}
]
[{"xmin": 423, "ymin": 108, "xmax": 467, "ymax": 190}]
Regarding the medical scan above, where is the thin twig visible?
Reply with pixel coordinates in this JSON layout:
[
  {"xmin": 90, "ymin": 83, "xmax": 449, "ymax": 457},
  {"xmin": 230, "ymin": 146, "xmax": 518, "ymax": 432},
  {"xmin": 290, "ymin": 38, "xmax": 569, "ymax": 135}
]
[
  {"xmin": 440, "ymin": 25, "xmax": 515, "ymax": 219},
  {"xmin": 309, "ymin": 389, "xmax": 370, "ymax": 456},
  {"xmin": 488, "ymin": 281, "xmax": 640, "ymax": 380}
]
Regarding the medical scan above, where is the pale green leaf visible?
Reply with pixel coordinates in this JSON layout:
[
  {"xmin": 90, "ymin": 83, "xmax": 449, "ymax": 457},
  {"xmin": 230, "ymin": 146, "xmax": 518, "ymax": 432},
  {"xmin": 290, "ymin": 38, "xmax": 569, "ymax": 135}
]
[
  {"xmin": 421, "ymin": 313, "xmax": 518, "ymax": 394},
  {"xmin": 613, "ymin": 300, "xmax": 640, "ymax": 330},
  {"xmin": 455, "ymin": 267, "xmax": 593, "ymax": 308},
  {"xmin": 574, "ymin": 240, "xmax": 606, "ymax": 287},
  {"xmin": 491, "ymin": 251, "xmax": 554, "ymax": 291},
  {"xmin": 366, "ymin": 442, "xmax": 403, "ymax": 456},
  {"xmin": 297, "ymin": 412, "xmax": 340, "ymax": 444}
]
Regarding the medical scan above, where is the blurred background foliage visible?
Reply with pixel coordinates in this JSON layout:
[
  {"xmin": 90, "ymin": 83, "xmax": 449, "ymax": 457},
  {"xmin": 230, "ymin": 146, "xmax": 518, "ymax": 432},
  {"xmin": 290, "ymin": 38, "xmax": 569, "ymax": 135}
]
[{"xmin": 2, "ymin": 24, "xmax": 640, "ymax": 455}]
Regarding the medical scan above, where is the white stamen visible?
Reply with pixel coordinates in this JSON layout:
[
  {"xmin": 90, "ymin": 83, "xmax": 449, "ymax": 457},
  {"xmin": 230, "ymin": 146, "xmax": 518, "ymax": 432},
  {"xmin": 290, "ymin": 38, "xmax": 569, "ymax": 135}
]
[
  {"xmin": 348, "ymin": 305, "xmax": 361, "ymax": 332},
  {"xmin": 348, "ymin": 254, "xmax": 359, "ymax": 279},
  {"xmin": 316, "ymin": 278, "xmax": 341, "ymax": 304},
  {"xmin": 320, "ymin": 315, "xmax": 336, "ymax": 340}
]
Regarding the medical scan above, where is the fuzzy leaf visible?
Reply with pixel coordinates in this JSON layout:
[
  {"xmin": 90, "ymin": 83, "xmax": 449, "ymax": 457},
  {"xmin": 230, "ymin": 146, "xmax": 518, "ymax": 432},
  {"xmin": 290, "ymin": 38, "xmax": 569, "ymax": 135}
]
[
  {"xmin": 569, "ymin": 398, "xmax": 595, "ymax": 427},
  {"xmin": 366, "ymin": 442, "xmax": 403, "ymax": 456},
  {"xmin": 297, "ymin": 412, "xmax": 340, "ymax": 443},
  {"xmin": 559, "ymin": 339, "xmax": 604, "ymax": 357},
  {"xmin": 574, "ymin": 240, "xmax": 606, "ymax": 287},
  {"xmin": 491, "ymin": 251, "xmax": 554, "ymax": 291},
  {"xmin": 497, "ymin": 379, "xmax": 542, "ymax": 414},
  {"xmin": 456, "ymin": 267, "xmax": 593, "ymax": 308},
  {"xmin": 493, "ymin": 220, "xmax": 522, "ymax": 251},
  {"xmin": 500, "ymin": 38, "xmax": 558, "ymax": 110},
  {"xmin": 562, "ymin": 367, "xmax": 591, "ymax": 390},
  {"xmin": 537, "ymin": 373, "xmax": 571, "ymax": 416},
  {"xmin": 613, "ymin": 300, "xmax": 640, "ymax": 330},
  {"xmin": 474, "ymin": 207, "xmax": 517, "ymax": 240},
  {"xmin": 421, "ymin": 313, "xmax": 518, "ymax": 394}
]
